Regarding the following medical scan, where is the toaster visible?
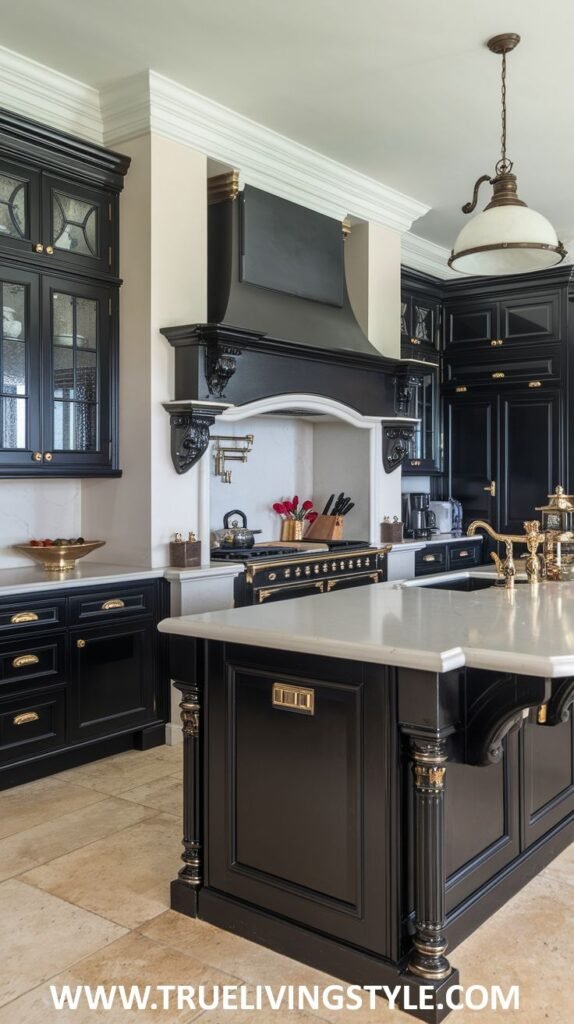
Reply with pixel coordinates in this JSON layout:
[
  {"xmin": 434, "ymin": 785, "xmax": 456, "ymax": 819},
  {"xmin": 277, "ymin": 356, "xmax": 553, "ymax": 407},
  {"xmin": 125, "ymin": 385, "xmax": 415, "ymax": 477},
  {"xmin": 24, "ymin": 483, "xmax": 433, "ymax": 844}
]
[{"xmin": 428, "ymin": 501, "xmax": 453, "ymax": 534}]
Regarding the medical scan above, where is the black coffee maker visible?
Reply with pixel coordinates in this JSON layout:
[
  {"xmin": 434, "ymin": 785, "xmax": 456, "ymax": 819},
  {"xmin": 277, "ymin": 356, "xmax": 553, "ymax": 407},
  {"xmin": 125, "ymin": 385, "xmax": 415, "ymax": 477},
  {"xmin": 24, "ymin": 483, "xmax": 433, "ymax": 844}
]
[{"xmin": 403, "ymin": 493, "xmax": 437, "ymax": 539}]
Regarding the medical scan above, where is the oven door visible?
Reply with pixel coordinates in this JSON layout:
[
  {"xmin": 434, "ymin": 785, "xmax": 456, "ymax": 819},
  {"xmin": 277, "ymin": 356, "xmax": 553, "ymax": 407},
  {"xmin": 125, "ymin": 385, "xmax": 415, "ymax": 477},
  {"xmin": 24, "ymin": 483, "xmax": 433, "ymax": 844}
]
[
  {"xmin": 324, "ymin": 570, "xmax": 384, "ymax": 594},
  {"xmin": 253, "ymin": 579, "xmax": 325, "ymax": 604}
]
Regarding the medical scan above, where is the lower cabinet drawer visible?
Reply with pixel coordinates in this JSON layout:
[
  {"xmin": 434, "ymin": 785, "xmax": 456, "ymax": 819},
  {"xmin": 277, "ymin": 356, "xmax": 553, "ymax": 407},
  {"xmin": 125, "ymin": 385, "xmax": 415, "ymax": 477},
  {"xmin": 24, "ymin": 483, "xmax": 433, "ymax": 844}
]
[
  {"xmin": 0, "ymin": 687, "xmax": 66, "ymax": 764},
  {"xmin": 448, "ymin": 543, "xmax": 481, "ymax": 569},
  {"xmin": 415, "ymin": 545, "xmax": 447, "ymax": 575},
  {"xmin": 0, "ymin": 635, "xmax": 64, "ymax": 692},
  {"xmin": 69, "ymin": 584, "xmax": 156, "ymax": 624},
  {"xmin": 0, "ymin": 598, "xmax": 65, "ymax": 634}
]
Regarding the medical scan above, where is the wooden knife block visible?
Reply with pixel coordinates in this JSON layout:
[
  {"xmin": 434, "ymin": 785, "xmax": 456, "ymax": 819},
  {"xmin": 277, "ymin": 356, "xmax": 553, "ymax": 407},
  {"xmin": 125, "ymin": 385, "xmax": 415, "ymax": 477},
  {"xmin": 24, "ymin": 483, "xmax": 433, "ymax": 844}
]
[{"xmin": 305, "ymin": 514, "xmax": 344, "ymax": 540}]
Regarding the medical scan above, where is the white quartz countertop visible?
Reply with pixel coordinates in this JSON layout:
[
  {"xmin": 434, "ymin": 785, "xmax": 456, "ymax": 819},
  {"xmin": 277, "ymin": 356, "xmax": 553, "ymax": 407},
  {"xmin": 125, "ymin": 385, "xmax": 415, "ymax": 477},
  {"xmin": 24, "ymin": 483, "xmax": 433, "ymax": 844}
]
[
  {"xmin": 158, "ymin": 578, "xmax": 574, "ymax": 678},
  {"xmin": 0, "ymin": 563, "xmax": 167, "ymax": 596}
]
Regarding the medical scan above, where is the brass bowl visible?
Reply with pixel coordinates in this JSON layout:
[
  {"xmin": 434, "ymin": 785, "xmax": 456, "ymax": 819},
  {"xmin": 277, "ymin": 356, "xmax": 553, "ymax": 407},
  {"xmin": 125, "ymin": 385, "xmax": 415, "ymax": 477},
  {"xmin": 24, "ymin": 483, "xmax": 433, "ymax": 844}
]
[{"xmin": 14, "ymin": 540, "xmax": 106, "ymax": 571}]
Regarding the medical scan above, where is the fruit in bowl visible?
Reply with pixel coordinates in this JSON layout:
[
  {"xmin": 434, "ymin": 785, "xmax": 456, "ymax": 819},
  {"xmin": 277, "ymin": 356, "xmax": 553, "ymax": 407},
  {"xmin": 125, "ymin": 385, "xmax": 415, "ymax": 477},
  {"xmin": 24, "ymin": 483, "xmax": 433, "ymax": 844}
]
[{"xmin": 14, "ymin": 538, "xmax": 105, "ymax": 571}]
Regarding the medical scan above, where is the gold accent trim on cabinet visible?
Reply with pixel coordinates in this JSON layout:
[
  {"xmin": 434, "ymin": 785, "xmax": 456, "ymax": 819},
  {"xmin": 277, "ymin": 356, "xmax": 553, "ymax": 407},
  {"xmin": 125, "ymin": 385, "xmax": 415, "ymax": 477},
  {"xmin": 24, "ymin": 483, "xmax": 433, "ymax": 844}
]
[
  {"xmin": 76, "ymin": 638, "xmax": 86, "ymax": 649},
  {"xmin": 13, "ymin": 711, "xmax": 39, "ymax": 726},
  {"xmin": 208, "ymin": 170, "xmax": 240, "ymax": 204},
  {"xmin": 10, "ymin": 611, "xmax": 39, "ymax": 624},
  {"xmin": 101, "ymin": 599, "xmax": 125, "ymax": 610},
  {"xmin": 528, "ymin": 380, "xmax": 542, "ymax": 388},
  {"xmin": 455, "ymin": 386, "xmax": 468, "ymax": 393},
  {"xmin": 272, "ymin": 682, "xmax": 315, "ymax": 715},
  {"xmin": 11, "ymin": 654, "xmax": 40, "ymax": 669},
  {"xmin": 537, "ymin": 703, "xmax": 548, "ymax": 724}
]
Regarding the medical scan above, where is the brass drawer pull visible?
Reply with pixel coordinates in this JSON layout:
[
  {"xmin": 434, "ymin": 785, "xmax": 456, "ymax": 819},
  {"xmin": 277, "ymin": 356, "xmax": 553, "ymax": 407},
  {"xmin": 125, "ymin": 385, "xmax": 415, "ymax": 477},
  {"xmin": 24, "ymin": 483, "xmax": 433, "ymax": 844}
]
[
  {"xmin": 483, "ymin": 480, "xmax": 496, "ymax": 496},
  {"xmin": 492, "ymin": 371, "xmax": 505, "ymax": 379},
  {"xmin": 410, "ymin": 459, "xmax": 422, "ymax": 467},
  {"xmin": 422, "ymin": 554, "xmax": 437, "ymax": 562},
  {"xmin": 272, "ymin": 682, "xmax": 314, "ymax": 715},
  {"xmin": 13, "ymin": 711, "xmax": 39, "ymax": 726},
  {"xmin": 457, "ymin": 550, "xmax": 469, "ymax": 558},
  {"xmin": 101, "ymin": 599, "xmax": 125, "ymax": 610},
  {"xmin": 455, "ymin": 386, "xmax": 468, "ymax": 393},
  {"xmin": 528, "ymin": 380, "xmax": 542, "ymax": 388},
  {"xmin": 10, "ymin": 611, "xmax": 39, "ymax": 624},
  {"xmin": 11, "ymin": 654, "xmax": 40, "ymax": 669},
  {"xmin": 490, "ymin": 339, "xmax": 504, "ymax": 347}
]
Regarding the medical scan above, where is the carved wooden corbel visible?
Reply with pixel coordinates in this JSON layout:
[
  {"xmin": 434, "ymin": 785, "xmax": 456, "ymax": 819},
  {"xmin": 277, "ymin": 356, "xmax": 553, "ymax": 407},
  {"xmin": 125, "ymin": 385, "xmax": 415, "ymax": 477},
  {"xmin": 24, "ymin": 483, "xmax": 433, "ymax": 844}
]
[{"xmin": 383, "ymin": 422, "xmax": 416, "ymax": 473}]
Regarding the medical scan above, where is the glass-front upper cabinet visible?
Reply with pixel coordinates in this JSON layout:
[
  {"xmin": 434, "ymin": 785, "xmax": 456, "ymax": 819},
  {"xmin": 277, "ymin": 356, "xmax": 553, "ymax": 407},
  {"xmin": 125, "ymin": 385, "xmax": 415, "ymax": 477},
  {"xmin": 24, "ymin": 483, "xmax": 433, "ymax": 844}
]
[
  {"xmin": 0, "ymin": 160, "xmax": 41, "ymax": 258},
  {"xmin": 402, "ymin": 367, "xmax": 441, "ymax": 475},
  {"xmin": 0, "ymin": 268, "xmax": 41, "ymax": 465},
  {"xmin": 42, "ymin": 277, "xmax": 113, "ymax": 471},
  {"xmin": 42, "ymin": 176, "xmax": 115, "ymax": 276}
]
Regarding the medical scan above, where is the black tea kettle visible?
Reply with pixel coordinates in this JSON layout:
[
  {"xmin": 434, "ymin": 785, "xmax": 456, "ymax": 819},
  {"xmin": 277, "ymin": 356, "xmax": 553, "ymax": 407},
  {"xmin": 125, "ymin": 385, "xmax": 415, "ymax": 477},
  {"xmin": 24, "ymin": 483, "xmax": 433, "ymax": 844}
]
[{"xmin": 219, "ymin": 510, "xmax": 262, "ymax": 549}]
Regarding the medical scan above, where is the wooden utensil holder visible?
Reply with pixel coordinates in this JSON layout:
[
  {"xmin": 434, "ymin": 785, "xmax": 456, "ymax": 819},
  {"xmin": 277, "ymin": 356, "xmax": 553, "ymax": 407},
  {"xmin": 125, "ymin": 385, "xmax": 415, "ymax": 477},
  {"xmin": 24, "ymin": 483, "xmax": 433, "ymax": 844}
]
[{"xmin": 305, "ymin": 514, "xmax": 344, "ymax": 541}]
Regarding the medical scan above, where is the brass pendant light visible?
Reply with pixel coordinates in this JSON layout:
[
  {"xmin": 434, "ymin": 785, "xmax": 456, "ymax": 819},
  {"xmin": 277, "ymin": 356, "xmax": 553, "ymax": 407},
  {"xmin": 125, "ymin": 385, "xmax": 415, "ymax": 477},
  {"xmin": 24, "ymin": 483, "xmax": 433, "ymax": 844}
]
[{"xmin": 449, "ymin": 34, "xmax": 566, "ymax": 275}]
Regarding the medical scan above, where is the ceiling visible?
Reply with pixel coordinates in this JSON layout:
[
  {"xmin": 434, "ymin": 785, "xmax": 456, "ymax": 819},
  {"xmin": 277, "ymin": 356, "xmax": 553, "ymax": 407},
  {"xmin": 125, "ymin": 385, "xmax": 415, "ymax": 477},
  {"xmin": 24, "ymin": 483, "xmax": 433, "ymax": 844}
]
[{"xmin": 2, "ymin": 0, "xmax": 573, "ymax": 250}]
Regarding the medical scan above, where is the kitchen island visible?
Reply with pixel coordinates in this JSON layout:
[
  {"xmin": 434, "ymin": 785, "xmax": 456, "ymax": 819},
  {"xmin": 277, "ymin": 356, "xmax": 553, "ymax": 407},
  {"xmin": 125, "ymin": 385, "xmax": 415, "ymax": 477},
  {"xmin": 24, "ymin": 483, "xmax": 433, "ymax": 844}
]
[{"xmin": 158, "ymin": 581, "xmax": 574, "ymax": 1021}]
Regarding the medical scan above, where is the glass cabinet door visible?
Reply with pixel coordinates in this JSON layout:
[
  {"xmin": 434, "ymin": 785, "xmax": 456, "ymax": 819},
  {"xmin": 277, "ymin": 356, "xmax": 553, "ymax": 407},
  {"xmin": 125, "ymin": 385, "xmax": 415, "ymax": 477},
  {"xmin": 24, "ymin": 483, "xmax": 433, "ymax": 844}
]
[
  {"xmin": 42, "ymin": 176, "xmax": 114, "ymax": 276},
  {"xmin": 0, "ymin": 269, "xmax": 40, "ymax": 463},
  {"xmin": 0, "ymin": 160, "xmax": 41, "ymax": 257},
  {"xmin": 405, "ymin": 368, "xmax": 440, "ymax": 473},
  {"xmin": 42, "ymin": 276, "xmax": 113, "ymax": 470}
]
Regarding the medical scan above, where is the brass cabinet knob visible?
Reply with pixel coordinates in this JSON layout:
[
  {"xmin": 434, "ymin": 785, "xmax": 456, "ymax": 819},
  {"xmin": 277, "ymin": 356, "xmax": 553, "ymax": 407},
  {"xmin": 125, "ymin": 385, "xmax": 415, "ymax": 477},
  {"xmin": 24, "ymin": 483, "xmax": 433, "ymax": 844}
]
[
  {"xmin": 483, "ymin": 481, "xmax": 496, "ymax": 496},
  {"xmin": 43, "ymin": 452, "xmax": 53, "ymax": 462},
  {"xmin": 490, "ymin": 338, "xmax": 504, "ymax": 347},
  {"xmin": 32, "ymin": 451, "xmax": 42, "ymax": 462},
  {"xmin": 77, "ymin": 638, "xmax": 86, "ymax": 649},
  {"xmin": 45, "ymin": 245, "xmax": 54, "ymax": 255},
  {"xmin": 33, "ymin": 242, "xmax": 44, "ymax": 253}
]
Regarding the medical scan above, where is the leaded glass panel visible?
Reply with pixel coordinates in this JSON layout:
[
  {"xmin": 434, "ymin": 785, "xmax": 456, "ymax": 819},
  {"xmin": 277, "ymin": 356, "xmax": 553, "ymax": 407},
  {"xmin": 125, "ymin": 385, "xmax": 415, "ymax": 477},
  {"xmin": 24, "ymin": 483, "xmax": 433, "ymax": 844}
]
[
  {"xmin": 0, "ymin": 173, "xmax": 27, "ymax": 240},
  {"xmin": 52, "ymin": 291, "xmax": 98, "ymax": 452},
  {"xmin": 0, "ymin": 281, "xmax": 28, "ymax": 449},
  {"xmin": 52, "ymin": 192, "xmax": 99, "ymax": 258}
]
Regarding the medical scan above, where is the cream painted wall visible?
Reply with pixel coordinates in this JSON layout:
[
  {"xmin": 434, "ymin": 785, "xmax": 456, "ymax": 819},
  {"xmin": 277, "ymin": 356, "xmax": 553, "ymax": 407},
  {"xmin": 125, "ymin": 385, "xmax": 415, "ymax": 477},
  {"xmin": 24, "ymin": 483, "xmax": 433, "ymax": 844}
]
[
  {"xmin": 150, "ymin": 136, "xmax": 207, "ymax": 567},
  {"xmin": 82, "ymin": 133, "xmax": 207, "ymax": 568},
  {"xmin": 346, "ymin": 221, "xmax": 401, "ymax": 359}
]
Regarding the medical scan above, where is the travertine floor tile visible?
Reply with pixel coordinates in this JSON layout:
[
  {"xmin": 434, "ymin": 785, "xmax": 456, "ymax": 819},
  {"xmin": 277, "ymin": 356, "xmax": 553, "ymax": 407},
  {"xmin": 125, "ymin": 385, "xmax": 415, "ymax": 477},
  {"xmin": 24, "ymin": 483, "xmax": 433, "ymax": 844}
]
[
  {"xmin": 53, "ymin": 751, "xmax": 177, "ymax": 796},
  {"xmin": 0, "ymin": 796, "xmax": 155, "ymax": 881},
  {"xmin": 0, "ymin": 878, "xmax": 125, "ymax": 1007},
  {"xmin": 543, "ymin": 839, "xmax": 574, "ymax": 888},
  {"xmin": 0, "ymin": 931, "xmax": 241, "ymax": 1023},
  {"xmin": 0, "ymin": 776, "xmax": 104, "ymax": 840},
  {"xmin": 120, "ymin": 775, "xmax": 183, "ymax": 817},
  {"xmin": 21, "ymin": 813, "xmax": 181, "ymax": 928}
]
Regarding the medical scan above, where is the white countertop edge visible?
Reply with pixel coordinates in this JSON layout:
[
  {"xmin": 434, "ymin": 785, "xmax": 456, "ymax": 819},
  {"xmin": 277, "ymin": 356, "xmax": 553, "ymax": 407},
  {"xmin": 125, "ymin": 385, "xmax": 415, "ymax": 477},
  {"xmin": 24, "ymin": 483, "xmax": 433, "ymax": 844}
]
[
  {"xmin": 462, "ymin": 648, "xmax": 574, "ymax": 678},
  {"xmin": 157, "ymin": 616, "xmax": 465, "ymax": 673},
  {"xmin": 164, "ymin": 563, "xmax": 245, "ymax": 581}
]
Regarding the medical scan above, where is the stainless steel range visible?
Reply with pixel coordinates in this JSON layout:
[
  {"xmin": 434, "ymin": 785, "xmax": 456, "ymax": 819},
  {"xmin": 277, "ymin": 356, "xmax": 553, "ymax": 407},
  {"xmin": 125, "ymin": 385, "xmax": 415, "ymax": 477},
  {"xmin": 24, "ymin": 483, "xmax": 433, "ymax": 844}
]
[{"xmin": 210, "ymin": 541, "xmax": 390, "ymax": 605}]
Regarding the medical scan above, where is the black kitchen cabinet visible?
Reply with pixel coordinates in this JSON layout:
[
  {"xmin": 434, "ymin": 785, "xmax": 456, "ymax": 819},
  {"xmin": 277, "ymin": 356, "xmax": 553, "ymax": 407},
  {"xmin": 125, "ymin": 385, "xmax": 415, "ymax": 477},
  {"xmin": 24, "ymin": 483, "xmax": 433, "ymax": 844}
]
[
  {"xmin": 70, "ymin": 620, "xmax": 156, "ymax": 742},
  {"xmin": 521, "ymin": 714, "xmax": 574, "ymax": 847},
  {"xmin": 0, "ymin": 108, "xmax": 129, "ymax": 477},
  {"xmin": 446, "ymin": 387, "xmax": 563, "ymax": 535},
  {"xmin": 400, "ymin": 268, "xmax": 441, "ymax": 362},
  {"xmin": 443, "ymin": 283, "xmax": 564, "ymax": 352},
  {"xmin": 401, "ymin": 365, "xmax": 441, "ymax": 474},
  {"xmin": 0, "ymin": 578, "xmax": 169, "ymax": 789}
]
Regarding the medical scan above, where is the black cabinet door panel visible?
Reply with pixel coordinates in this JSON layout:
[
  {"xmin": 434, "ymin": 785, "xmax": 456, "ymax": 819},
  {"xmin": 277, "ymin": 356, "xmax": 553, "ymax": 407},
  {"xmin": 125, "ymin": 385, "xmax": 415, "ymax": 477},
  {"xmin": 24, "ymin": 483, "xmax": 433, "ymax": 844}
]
[
  {"xmin": 500, "ymin": 291, "xmax": 562, "ymax": 346},
  {"xmin": 42, "ymin": 175, "xmax": 115, "ymax": 277},
  {"xmin": 444, "ymin": 301, "xmax": 499, "ymax": 349},
  {"xmin": 0, "ymin": 159, "xmax": 41, "ymax": 258},
  {"xmin": 207, "ymin": 647, "xmax": 392, "ymax": 956},
  {"xmin": 499, "ymin": 390, "xmax": 562, "ymax": 535},
  {"xmin": 447, "ymin": 394, "xmax": 498, "ymax": 530},
  {"xmin": 0, "ymin": 685, "xmax": 66, "ymax": 764},
  {"xmin": 70, "ymin": 621, "xmax": 155, "ymax": 740},
  {"xmin": 521, "ymin": 717, "xmax": 574, "ymax": 847}
]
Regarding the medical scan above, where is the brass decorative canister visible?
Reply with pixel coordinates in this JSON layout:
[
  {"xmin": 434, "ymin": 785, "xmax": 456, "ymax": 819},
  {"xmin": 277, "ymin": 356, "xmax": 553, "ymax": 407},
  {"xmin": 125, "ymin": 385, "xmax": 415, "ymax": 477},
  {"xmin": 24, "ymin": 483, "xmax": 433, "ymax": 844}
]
[
  {"xmin": 280, "ymin": 520, "xmax": 304, "ymax": 542},
  {"xmin": 536, "ymin": 486, "xmax": 574, "ymax": 580}
]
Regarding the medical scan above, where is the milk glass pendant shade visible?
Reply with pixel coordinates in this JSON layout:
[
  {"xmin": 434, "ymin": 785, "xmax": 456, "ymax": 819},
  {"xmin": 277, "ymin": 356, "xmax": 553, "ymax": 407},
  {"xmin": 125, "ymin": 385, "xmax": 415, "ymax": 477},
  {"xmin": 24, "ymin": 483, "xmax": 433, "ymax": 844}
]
[{"xmin": 449, "ymin": 34, "xmax": 566, "ymax": 276}]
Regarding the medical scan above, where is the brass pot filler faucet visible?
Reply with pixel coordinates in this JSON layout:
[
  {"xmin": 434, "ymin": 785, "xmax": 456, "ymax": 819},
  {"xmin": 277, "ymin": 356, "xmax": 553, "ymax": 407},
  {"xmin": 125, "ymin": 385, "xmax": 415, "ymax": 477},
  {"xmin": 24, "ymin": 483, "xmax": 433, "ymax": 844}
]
[{"xmin": 467, "ymin": 486, "xmax": 574, "ymax": 586}]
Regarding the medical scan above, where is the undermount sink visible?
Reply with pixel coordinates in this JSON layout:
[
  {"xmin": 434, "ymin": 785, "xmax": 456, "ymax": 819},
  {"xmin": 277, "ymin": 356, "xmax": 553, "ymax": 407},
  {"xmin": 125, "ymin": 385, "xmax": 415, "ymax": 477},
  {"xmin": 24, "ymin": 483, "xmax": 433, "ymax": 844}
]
[{"xmin": 402, "ymin": 573, "xmax": 529, "ymax": 592}]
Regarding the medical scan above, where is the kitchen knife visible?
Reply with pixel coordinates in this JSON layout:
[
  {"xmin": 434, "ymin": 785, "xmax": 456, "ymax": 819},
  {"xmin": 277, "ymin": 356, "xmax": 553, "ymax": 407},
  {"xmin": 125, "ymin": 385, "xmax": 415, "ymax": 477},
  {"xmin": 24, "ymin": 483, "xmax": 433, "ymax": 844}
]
[
  {"xmin": 332, "ymin": 492, "xmax": 345, "ymax": 515},
  {"xmin": 342, "ymin": 501, "xmax": 355, "ymax": 516},
  {"xmin": 339, "ymin": 498, "xmax": 352, "ymax": 515},
  {"xmin": 322, "ymin": 493, "xmax": 335, "ymax": 516}
]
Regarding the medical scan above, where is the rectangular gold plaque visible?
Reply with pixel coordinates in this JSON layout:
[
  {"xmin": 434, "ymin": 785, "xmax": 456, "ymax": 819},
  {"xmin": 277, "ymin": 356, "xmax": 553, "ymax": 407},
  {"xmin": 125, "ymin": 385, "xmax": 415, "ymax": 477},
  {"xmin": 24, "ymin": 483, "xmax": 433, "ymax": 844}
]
[{"xmin": 272, "ymin": 682, "xmax": 315, "ymax": 715}]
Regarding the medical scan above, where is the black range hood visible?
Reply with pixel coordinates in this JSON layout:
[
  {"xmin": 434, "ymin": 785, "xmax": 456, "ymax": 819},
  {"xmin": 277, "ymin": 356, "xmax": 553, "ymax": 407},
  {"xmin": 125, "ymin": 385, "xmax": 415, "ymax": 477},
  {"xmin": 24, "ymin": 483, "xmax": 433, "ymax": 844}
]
[
  {"xmin": 161, "ymin": 176, "xmax": 414, "ymax": 473},
  {"xmin": 161, "ymin": 175, "xmax": 402, "ymax": 411}
]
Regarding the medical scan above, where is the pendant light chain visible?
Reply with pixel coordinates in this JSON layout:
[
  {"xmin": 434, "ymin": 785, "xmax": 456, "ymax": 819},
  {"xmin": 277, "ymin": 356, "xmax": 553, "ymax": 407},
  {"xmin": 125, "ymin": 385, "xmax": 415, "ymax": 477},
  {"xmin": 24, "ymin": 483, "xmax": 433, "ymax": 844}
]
[{"xmin": 497, "ymin": 49, "xmax": 512, "ymax": 175}]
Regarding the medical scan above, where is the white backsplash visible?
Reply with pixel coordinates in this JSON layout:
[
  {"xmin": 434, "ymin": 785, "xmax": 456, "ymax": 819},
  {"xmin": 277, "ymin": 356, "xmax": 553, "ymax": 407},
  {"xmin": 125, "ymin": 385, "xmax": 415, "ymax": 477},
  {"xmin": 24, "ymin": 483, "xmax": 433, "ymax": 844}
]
[{"xmin": 0, "ymin": 479, "xmax": 81, "ymax": 569}]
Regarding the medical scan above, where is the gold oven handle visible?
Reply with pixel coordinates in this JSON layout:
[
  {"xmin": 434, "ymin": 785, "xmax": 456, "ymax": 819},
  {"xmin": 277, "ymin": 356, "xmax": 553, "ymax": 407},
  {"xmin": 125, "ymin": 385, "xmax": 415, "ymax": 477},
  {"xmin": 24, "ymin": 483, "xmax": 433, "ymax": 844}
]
[
  {"xmin": 101, "ymin": 599, "xmax": 126, "ymax": 610},
  {"xmin": 12, "ymin": 654, "xmax": 40, "ymax": 669},
  {"xmin": 13, "ymin": 711, "xmax": 39, "ymax": 726},
  {"xmin": 10, "ymin": 611, "xmax": 39, "ymax": 624},
  {"xmin": 257, "ymin": 581, "xmax": 323, "ymax": 603}
]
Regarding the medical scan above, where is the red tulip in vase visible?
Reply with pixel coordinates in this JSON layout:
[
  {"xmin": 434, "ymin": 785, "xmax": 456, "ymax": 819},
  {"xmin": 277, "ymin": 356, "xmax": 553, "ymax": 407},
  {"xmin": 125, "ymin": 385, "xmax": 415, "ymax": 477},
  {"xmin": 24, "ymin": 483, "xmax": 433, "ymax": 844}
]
[{"xmin": 272, "ymin": 496, "xmax": 318, "ymax": 541}]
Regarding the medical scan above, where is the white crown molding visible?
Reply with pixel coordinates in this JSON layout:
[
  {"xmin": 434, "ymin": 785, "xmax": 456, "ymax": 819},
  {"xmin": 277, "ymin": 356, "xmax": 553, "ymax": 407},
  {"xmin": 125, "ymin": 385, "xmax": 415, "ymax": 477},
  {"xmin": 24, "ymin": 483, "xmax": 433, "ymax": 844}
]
[
  {"xmin": 0, "ymin": 45, "xmax": 102, "ymax": 143},
  {"xmin": 102, "ymin": 71, "xmax": 430, "ymax": 232},
  {"xmin": 401, "ymin": 231, "xmax": 456, "ymax": 280}
]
